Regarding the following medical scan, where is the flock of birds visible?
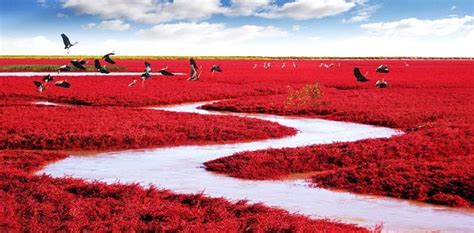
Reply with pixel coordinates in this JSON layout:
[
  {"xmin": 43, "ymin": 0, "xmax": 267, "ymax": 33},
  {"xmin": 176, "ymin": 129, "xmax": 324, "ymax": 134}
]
[{"xmin": 33, "ymin": 33, "xmax": 393, "ymax": 92}]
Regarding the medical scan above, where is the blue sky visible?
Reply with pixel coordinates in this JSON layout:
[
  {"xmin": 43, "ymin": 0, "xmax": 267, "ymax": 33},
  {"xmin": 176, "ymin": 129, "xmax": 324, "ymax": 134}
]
[{"xmin": 1, "ymin": 0, "xmax": 473, "ymax": 56}]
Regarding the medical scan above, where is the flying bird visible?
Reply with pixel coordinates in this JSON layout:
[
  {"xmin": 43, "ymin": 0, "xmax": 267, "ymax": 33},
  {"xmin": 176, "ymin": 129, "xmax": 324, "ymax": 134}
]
[
  {"xmin": 189, "ymin": 58, "xmax": 201, "ymax": 81},
  {"xmin": 375, "ymin": 79, "xmax": 389, "ymax": 88},
  {"xmin": 211, "ymin": 64, "xmax": 222, "ymax": 73},
  {"xmin": 144, "ymin": 62, "xmax": 152, "ymax": 73},
  {"xmin": 129, "ymin": 62, "xmax": 152, "ymax": 87},
  {"xmin": 140, "ymin": 71, "xmax": 152, "ymax": 87},
  {"xmin": 55, "ymin": 80, "xmax": 71, "ymax": 88},
  {"xmin": 376, "ymin": 64, "xmax": 389, "ymax": 73},
  {"xmin": 353, "ymin": 67, "xmax": 369, "ymax": 82},
  {"xmin": 42, "ymin": 74, "xmax": 54, "ymax": 83},
  {"xmin": 33, "ymin": 80, "xmax": 45, "ymax": 93},
  {"xmin": 319, "ymin": 62, "xmax": 334, "ymax": 68},
  {"xmin": 159, "ymin": 67, "xmax": 174, "ymax": 76},
  {"xmin": 70, "ymin": 59, "xmax": 87, "ymax": 70},
  {"xmin": 58, "ymin": 65, "xmax": 72, "ymax": 73},
  {"xmin": 95, "ymin": 59, "xmax": 110, "ymax": 74},
  {"xmin": 61, "ymin": 33, "xmax": 78, "ymax": 54},
  {"xmin": 102, "ymin": 52, "xmax": 116, "ymax": 64}
]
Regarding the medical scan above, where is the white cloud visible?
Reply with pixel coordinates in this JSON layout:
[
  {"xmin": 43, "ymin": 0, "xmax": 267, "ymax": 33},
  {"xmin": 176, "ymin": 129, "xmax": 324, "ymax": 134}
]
[
  {"xmin": 292, "ymin": 25, "xmax": 301, "ymax": 31},
  {"xmin": 37, "ymin": 0, "xmax": 49, "ymax": 8},
  {"xmin": 225, "ymin": 0, "xmax": 271, "ymax": 16},
  {"xmin": 62, "ymin": 0, "xmax": 360, "ymax": 23},
  {"xmin": 361, "ymin": 16, "xmax": 474, "ymax": 36},
  {"xmin": 81, "ymin": 23, "xmax": 97, "ymax": 30},
  {"xmin": 80, "ymin": 20, "xmax": 130, "ymax": 31},
  {"xmin": 98, "ymin": 19, "xmax": 130, "ymax": 31},
  {"xmin": 2, "ymin": 32, "xmax": 473, "ymax": 57},
  {"xmin": 0, "ymin": 36, "xmax": 62, "ymax": 55},
  {"xmin": 256, "ymin": 0, "xmax": 357, "ymax": 20},
  {"xmin": 137, "ymin": 22, "xmax": 287, "ymax": 43},
  {"xmin": 62, "ymin": 0, "xmax": 224, "ymax": 24},
  {"xmin": 56, "ymin": 13, "xmax": 69, "ymax": 18},
  {"xmin": 343, "ymin": 3, "xmax": 379, "ymax": 23},
  {"xmin": 451, "ymin": 6, "xmax": 457, "ymax": 10}
]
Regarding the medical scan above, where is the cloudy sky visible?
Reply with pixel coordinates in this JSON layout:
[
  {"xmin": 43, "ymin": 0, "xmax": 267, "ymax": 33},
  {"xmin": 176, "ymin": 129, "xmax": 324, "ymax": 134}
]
[{"xmin": 0, "ymin": 0, "xmax": 473, "ymax": 56}]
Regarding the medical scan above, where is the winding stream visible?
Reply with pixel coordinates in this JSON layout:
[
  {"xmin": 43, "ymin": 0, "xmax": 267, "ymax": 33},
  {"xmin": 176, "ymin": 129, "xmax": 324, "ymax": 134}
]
[{"xmin": 38, "ymin": 101, "xmax": 474, "ymax": 232}]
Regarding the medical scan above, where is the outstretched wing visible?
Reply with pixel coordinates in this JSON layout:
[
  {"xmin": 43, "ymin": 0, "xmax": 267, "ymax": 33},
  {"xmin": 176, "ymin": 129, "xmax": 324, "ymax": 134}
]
[
  {"xmin": 190, "ymin": 58, "xmax": 198, "ymax": 70},
  {"xmin": 102, "ymin": 53, "xmax": 116, "ymax": 64},
  {"xmin": 103, "ymin": 56, "xmax": 116, "ymax": 64},
  {"xmin": 61, "ymin": 33, "xmax": 71, "ymax": 48},
  {"xmin": 160, "ymin": 69, "xmax": 174, "ymax": 76},
  {"xmin": 33, "ymin": 80, "xmax": 43, "ymax": 87},
  {"xmin": 55, "ymin": 80, "xmax": 71, "ymax": 88},
  {"xmin": 353, "ymin": 67, "xmax": 369, "ymax": 82}
]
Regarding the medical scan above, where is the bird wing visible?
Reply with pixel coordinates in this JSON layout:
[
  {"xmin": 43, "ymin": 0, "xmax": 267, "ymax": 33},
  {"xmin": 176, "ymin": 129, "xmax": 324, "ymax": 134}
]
[
  {"xmin": 353, "ymin": 67, "xmax": 369, "ymax": 82},
  {"xmin": 42, "ymin": 75, "xmax": 53, "ymax": 83},
  {"xmin": 128, "ymin": 80, "xmax": 137, "ymax": 87},
  {"xmin": 103, "ymin": 56, "xmax": 116, "ymax": 64},
  {"xmin": 160, "ymin": 69, "xmax": 174, "ymax": 76},
  {"xmin": 61, "ymin": 34, "xmax": 71, "ymax": 48},
  {"xmin": 55, "ymin": 80, "xmax": 71, "ymax": 88},
  {"xmin": 102, "ymin": 52, "xmax": 115, "ymax": 58},
  {"xmin": 33, "ymin": 80, "xmax": 43, "ymax": 87},
  {"xmin": 94, "ymin": 59, "xmax": 102, "ymax": 70},
  {"xmin": 144, "ymin": 62, "xmax": 151, "ymax": 72},
  {"xmin": 190, "ymin": 58, "xmax": 198, "ymax": 70}
]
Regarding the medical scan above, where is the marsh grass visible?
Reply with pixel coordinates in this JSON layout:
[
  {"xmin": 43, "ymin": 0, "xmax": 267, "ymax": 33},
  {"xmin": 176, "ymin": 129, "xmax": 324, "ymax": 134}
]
[{"xmin": 0, "ymin": 65, "xmax": 128, "ymax": 72}]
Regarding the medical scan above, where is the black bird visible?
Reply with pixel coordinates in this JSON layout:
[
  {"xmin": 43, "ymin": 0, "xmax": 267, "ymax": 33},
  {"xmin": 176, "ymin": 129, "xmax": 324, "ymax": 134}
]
[
  {"xmin": 70, "ymin": 59, "xmax": 87, "ymax": 70},
  {"xmin": 189, "ymin": 58, "xmax": 201, "ymax": 81},
  {"xmin": 353, "ymin": 67, "xmax": 369, "ymax": 82},
  {"xmin": 190, "ymin": 58, "xmax": 198, "ymax": 71},
  {"xmin": 102, "ymin": 52, "xmax": 116, "ymax": 64},
  {"xmin": 42, "ymin": 74, "xmax": 54, "ymax": 83},
  {"xmin": 159, "ymin": 67, "xmax": 174, "ymax": 76},
  {"xmin": 95, "ymin": 59, "xmax": 110, "ymax": 74},
  {"xmin": 375, "ymin": 79, "xmax": 389, "ymax": 88},
  {"xmin": 55, "ymin": 80, "xmax": 71, "ymax": 88},
  {"xmin": 376, "ymin": 64, "xmax": 389, "ymax": 73},
  {"xmin": 144, "ymin": 62, "xmax": 152, "ymax": 73},
  {"xmin": 58, "ymin": 65, "xmax": 72, "ymax": 73},
  {"xmin": 210, "ymin": 64, "xmax": 222, "ymax": 73},
  {"xmin": 33, "ymin": 80, "xmax": 45, "ymax": 93},
  {"xmin": 61, "ymin": 33, "xmax": 78, "ymax": 54},
  {"xmin": 129, "ymin": 62, "xmax": 152, "ymax": 87},
  {"xmin": 140, "ymin": 71, "xmax": 152, "ymax": 87}
]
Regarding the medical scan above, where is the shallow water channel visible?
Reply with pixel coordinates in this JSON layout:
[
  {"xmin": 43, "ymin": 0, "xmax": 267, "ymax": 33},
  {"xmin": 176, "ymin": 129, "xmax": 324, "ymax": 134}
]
[{"xmin": 38, "ymin": 101, "xmax": 474, "ymax": 232}]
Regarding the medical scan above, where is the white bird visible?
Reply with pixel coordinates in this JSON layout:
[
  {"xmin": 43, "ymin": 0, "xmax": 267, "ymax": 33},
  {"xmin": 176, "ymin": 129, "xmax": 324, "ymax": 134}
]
[{"xmin": 319, "ymin": 62, "xmax": 334, "ymax": 68}]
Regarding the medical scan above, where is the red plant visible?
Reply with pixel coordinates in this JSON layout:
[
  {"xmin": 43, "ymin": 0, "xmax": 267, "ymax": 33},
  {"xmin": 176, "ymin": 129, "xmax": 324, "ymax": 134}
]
[{"xmin": 0, "ymin": 150, "xmax": 367, "ymax": 232}]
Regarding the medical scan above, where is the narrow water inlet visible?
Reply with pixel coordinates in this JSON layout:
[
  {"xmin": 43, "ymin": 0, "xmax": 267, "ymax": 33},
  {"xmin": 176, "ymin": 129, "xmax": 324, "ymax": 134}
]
[
  {"xmin": 0, "ymin": 72, "xmax": 187, "ymax": 77},
  {"xmin": 38, "ymin": 101, "xmax": 474, "ymax": 232}
]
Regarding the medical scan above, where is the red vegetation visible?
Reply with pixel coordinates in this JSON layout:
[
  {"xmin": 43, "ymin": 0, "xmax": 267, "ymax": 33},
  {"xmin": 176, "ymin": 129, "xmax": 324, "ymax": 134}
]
[
  {"xmin": 202, "ymin": 59, "xmax": 474, "ymax": 207},
  {"xmin": 0, "ymin": 150, "xmax": 367, "ymax": 232},
  {"xmin": 0, "ymin": 57, "xmax": 371, "ymax": 232},
  {"xmin": 0, "ymin": 105, "xmax": 295, "ymax": 150},
  {"xmin": 1, "ymin": 57, "xmax": 473, "ymax": 231}
]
